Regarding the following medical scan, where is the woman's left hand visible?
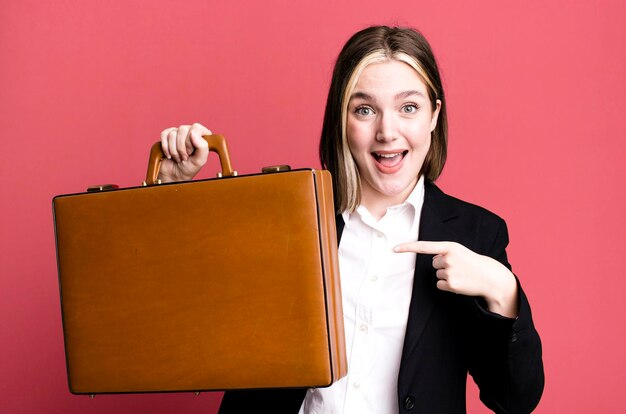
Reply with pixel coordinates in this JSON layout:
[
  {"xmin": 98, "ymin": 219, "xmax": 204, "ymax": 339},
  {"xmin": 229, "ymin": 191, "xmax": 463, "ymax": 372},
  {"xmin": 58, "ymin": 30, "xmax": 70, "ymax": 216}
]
[{"xmin": 394, "ymin": 241, "xmax": 519, "ymax": 318}]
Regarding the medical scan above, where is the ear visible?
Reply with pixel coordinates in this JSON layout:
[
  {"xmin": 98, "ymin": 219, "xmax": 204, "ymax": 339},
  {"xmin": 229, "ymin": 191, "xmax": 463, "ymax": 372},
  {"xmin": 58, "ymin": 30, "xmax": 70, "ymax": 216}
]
[{"xmin": 430, "ymin": 99, "xmax": 442, "ymax": 132}]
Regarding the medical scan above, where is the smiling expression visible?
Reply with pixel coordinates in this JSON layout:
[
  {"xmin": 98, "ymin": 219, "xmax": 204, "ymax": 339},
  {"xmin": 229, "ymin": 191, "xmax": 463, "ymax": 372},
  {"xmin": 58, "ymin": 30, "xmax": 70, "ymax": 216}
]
[{"xmin": 346, "ymin": 59, "xmax": 441, "ymax": 216}]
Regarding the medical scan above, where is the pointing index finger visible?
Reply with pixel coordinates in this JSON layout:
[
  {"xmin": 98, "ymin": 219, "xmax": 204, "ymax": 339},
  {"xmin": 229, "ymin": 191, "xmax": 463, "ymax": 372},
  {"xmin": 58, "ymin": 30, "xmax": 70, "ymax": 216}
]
[{"xmin": 393, "ymin": 240, "xmax": 452, "ymax": 254}]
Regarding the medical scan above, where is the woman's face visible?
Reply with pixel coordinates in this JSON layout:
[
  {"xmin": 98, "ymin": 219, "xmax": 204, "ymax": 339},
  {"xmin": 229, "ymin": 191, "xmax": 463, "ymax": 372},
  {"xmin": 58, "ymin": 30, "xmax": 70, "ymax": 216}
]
[{"xmin": 346, "ymin": 59, "xmax": 441, "ymax": 210}]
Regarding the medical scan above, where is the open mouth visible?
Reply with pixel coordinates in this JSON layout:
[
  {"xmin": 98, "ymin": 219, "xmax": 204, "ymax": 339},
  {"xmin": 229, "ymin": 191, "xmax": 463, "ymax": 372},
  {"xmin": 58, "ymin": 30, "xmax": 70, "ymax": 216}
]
[{"xmin": 371, "ymin": 150, "xmax": 408, "ymax": 168}]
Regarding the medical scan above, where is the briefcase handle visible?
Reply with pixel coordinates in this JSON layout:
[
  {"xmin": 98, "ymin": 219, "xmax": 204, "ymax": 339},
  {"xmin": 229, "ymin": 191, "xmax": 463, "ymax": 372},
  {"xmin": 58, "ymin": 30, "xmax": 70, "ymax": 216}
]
[{"xmin": 144, "ymin": 134, "xmax": 236, "ymax": 185}]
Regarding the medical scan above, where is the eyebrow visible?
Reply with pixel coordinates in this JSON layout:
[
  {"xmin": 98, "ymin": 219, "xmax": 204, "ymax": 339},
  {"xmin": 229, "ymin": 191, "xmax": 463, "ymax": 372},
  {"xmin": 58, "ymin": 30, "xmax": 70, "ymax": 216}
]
[
  {"xmin": 350, "ymin": 91, "xmax": 374, "ymax": 101},
  {"xmin": 395, "ymin": 90, "xmax": 426, "ymax": 99},
  {"xmin": 349, "ymin": 90, "xmax": 426, "ymax": 102}
]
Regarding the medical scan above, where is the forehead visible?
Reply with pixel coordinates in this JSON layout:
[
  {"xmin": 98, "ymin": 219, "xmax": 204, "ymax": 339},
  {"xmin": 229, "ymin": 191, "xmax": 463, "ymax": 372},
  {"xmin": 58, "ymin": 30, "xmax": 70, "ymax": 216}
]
[{"xmin": 353, "ymin": 60, "xmax": 429, "ymax": 96}]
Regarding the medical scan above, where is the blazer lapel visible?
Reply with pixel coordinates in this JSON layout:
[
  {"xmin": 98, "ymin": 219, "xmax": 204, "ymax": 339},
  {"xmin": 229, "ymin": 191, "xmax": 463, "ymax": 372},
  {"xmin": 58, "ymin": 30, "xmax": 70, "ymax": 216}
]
[
  {"xmin": 398, "ymin": 182, "xmax": 459, "ymax": 385},
  {"xmin": 335, "ymin": 214, "xmax": 345, "ymax": 245},
  {"xmin": 334, "ymin": 183, "xmax": 459, "ymax": 386}
]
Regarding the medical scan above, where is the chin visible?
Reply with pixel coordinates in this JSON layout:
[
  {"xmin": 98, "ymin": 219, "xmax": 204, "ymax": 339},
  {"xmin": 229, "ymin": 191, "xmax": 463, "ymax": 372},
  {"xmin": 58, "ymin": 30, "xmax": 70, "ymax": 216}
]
[{"xmin": 375, "ymin": 181, "xmax": 414, "ymax": 198}]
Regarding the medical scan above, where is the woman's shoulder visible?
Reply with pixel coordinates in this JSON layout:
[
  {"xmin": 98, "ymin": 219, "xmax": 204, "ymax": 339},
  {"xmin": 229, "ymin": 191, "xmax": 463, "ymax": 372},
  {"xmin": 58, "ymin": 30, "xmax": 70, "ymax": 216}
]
[
  {"xmin": 424, "ymin": 181, "xmax": 509, "ymax": 254},
  {"xmin": 425, "ymin": 181, "xmax": 506, "ymax": 225}
]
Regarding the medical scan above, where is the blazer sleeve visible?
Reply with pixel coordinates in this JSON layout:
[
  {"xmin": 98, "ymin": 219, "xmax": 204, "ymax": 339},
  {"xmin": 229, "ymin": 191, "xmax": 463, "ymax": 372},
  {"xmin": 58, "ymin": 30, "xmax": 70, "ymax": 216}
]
[{"xmin": 467, "ymin": 217, "xmax": 545, "ymax": 414}]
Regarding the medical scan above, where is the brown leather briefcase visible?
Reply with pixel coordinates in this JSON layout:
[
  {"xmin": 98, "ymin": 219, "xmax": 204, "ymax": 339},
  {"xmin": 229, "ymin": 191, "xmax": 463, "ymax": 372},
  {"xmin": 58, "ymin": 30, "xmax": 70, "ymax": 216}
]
[{"xmin": 53, "ymin": 134, "xmax": 346, "ymax": 395}]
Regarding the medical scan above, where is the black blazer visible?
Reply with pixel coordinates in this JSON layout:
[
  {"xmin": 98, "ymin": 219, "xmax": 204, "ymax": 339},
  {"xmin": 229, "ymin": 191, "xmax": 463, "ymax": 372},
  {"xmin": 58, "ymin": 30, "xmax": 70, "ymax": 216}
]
[{"xmin": 219, "ymin": 182, "xmax": 544, "ymax": 413}]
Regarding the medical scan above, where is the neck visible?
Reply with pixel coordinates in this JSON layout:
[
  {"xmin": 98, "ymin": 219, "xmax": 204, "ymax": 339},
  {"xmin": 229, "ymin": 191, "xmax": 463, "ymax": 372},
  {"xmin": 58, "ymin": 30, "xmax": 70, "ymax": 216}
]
[{"xmin": 359, "ymin": 178, "xmax": 419, "ymax": 221}]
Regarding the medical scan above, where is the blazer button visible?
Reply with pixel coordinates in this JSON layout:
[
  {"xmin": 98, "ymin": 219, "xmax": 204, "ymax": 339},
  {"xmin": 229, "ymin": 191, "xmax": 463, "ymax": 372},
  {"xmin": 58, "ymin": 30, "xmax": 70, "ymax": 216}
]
[{"xmin": 404, "ymin": 395, "xmax": 415, "ymax": 410}]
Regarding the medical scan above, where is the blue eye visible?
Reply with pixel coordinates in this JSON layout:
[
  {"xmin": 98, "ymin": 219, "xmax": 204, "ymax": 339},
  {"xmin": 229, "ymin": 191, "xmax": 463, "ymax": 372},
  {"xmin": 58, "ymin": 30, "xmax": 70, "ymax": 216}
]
[
  {"xmin": 402, "ymin": 104, "xmax": 419, "ymax": 114},
  {"xmin": 355, "ymin": 106, "xmax": 374, "ymax": 116}
]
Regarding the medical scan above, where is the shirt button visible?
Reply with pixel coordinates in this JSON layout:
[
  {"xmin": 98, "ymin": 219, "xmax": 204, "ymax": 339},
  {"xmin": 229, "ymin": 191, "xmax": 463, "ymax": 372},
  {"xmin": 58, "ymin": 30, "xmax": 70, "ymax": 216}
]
[
  {"xmin": 359, "ymin": 323, "xmax": 368, "ymax": 333},
  {"xmin": 404, "ymin": 395, "xmax": 415, "ymax": 410},
  {"xmin": 375, "ymin": 231, "xmax": 384, "ymax": 238},
  {"xmin": 369, "ymin": 275, "xmax": 378, "ymax": 282},
  {"xmin": 352, "ymin": 381, "xmax": 360, "ymax": 389}
]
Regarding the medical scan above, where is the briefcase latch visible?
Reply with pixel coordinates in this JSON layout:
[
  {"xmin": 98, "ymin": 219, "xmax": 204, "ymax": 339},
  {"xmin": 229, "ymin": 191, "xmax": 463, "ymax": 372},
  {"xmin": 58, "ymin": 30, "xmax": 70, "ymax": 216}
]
[
  {"xmin": 87, "ymin": 184, "xmax": 120, "ymax": 192},
  {"xmin": 261, "ymin": 165, "xmax": 291, "ymax": 173}
]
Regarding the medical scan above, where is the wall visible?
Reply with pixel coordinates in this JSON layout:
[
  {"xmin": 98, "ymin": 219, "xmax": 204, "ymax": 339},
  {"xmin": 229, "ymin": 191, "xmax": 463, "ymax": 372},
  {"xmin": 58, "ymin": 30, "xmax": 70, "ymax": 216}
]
[{"xmin": 1, "ymin": 0, "xmax": 625, "ymax": 412}]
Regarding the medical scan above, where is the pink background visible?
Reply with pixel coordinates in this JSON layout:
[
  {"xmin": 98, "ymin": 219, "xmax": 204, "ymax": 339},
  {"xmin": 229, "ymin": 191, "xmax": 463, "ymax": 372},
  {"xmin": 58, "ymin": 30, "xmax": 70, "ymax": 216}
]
[{"xmin": 2, "ymin": 0, "xmax": 625, "ymax": 412}]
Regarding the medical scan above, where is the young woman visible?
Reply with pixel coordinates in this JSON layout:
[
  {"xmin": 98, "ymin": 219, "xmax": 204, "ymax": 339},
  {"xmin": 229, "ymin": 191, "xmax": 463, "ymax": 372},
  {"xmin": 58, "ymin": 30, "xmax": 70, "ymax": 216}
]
[{"xmin": 157, "ymin": 26, "xmax": 544, "ymax": 414}]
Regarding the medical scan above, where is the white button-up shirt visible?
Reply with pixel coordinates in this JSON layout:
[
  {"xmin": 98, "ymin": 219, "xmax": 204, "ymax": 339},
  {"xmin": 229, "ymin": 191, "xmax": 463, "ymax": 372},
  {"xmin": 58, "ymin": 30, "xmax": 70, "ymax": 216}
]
[{"xmin": 300, "ymin": 176, "xmax": 425, "ymax": 414}]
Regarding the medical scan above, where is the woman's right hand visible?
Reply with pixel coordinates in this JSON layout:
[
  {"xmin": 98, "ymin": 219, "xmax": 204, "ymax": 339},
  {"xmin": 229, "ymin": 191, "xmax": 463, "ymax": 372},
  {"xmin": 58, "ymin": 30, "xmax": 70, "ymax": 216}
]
[{"xmin": 158, "ymin": 123, "xmax": 211, "ymax": 183}]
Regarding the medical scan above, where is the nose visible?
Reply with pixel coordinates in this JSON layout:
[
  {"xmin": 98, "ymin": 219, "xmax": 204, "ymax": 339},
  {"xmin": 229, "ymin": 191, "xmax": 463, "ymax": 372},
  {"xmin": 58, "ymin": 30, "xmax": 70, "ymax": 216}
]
[{"xmin": 375, "ymin": 112, "xmax": 397, "ymax": 142}]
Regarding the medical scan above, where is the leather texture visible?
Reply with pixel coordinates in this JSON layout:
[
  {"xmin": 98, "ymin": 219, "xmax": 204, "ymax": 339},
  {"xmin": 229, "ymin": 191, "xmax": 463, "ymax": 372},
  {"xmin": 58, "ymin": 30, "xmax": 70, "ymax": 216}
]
[{"xmin": 53, "ymin": 168, "xmax": 346, "ymax": 394}]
